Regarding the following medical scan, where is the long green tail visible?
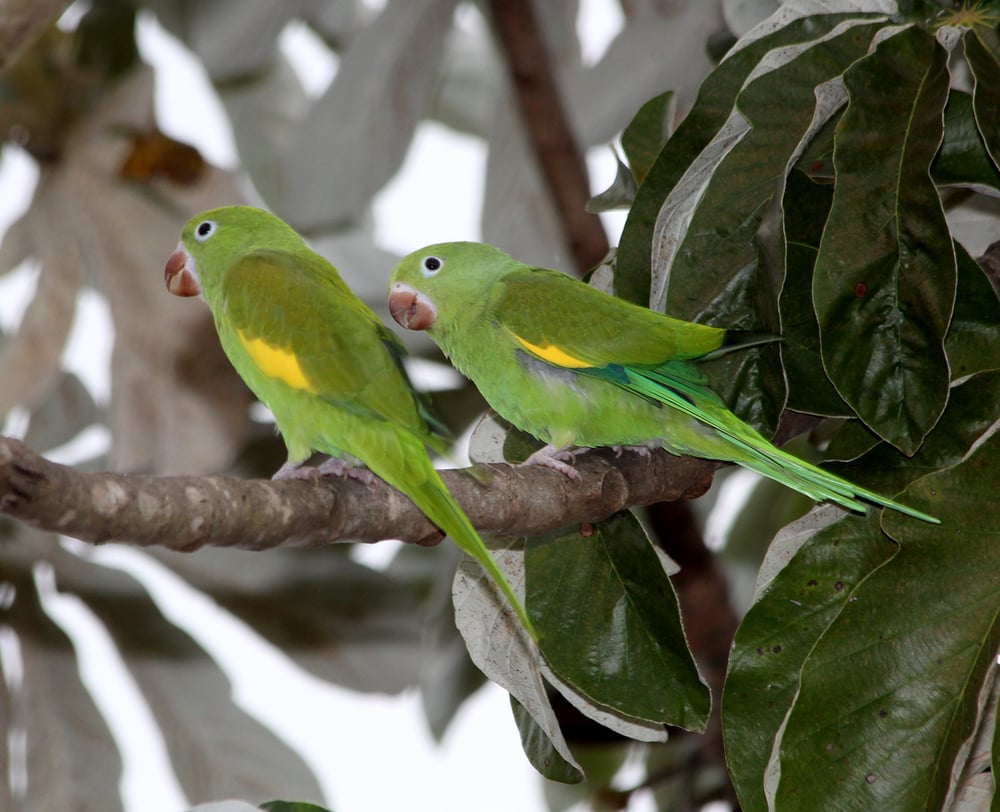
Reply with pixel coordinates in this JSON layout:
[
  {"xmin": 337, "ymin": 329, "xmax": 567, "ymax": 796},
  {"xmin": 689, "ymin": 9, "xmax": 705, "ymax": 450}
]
[
  {"xmin": 369, "ymin": 432, "xmax": 537, "ymax": 641},
  {"xmin": 621, "ymin": 366, "xmax": 940, "ymax": 524}
]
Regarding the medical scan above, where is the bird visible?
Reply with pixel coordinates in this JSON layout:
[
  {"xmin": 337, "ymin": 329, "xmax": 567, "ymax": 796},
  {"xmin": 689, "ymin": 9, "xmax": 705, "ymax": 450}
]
[
  {"xmin": 164, "ymin": 207, "xmax": 535, "ymax": 637},
  {"xmin": 387, "ymin": 241, "xmax": 938, "ymax": 525}
]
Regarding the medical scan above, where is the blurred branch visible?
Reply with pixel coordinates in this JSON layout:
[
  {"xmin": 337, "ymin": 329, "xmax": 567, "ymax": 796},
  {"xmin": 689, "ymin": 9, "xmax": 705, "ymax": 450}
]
[
  {"xmin": 0, "ymin": 436, "xmax": 716, "ymax": 552},
  {"xmin": 0, "ymin": 0, "xmax": 71, "ymax": 75},
  {"xmin": 487, "ymin": 0, "xmax": 610, "ymax": 274}
]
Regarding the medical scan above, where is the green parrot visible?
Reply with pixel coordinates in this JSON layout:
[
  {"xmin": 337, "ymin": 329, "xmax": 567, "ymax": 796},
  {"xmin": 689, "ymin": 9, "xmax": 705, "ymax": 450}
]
[
  {"xmin": 387, "ymin": 242, "xmax": 939, "ymax": 524},
  {"xmin": 164, "ymin": 207, "xmax": 536, "ymax": 638}
]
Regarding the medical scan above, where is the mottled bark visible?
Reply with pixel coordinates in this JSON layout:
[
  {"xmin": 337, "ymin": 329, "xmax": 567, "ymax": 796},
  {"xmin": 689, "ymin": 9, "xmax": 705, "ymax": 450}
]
[{"xmin": 0, "ymin": 436, "xmax": 716, "ymax": 551}]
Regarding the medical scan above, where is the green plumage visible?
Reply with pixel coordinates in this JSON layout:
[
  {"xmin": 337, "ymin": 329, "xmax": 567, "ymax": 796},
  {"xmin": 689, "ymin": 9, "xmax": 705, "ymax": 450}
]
[
  {"xmin": 171, "ymin": 208, "xmax": 535, "ymax": 638},
  {"xmin": 388, "ymin": 241, "xmax": 938, "ymax": 524}
]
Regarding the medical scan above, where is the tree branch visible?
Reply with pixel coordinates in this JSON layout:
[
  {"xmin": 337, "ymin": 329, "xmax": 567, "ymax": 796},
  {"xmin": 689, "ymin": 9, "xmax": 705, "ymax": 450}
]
[
  {"xmin": 487, "ymin": 0, "xmax": 610, "ymax": 274},
  {"xmin": 0, "ymin": 436, "xmax": 716, "ymax": 552}
]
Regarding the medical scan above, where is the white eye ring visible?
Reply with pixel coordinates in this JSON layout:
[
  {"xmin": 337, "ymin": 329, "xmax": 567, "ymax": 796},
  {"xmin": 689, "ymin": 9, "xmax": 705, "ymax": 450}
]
[
  {"xmin": 194, "ymin": 220, "xmax": 217, "ymax": 243},
  {"xmin": 421, "ymin": 256, "xmax": 443, "ymax": 277}
]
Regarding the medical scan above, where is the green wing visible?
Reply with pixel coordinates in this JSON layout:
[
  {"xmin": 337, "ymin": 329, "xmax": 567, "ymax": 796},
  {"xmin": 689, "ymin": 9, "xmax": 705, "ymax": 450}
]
[
  {"xmin": 222, "ymin": 248, "xmax": 434, "ymax": 436},
  {"xmin": 489, "ymin": 268, "xmax": 727, "ymax": 369}
]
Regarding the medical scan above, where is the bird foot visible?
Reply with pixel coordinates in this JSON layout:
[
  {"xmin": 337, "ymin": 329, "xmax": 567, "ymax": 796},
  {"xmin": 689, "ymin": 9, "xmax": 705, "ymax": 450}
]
[
  {"xmin": 272, "ymin": 458, "xmax": 378, "ymax": 486},
  {"xmin": 522, "ymin": 445, "xmax": 584, "ymax": 482},
  {"xmin": 611, "ymin": 444, "xmax": 654, "ymax": 458},
  {"xmin": 272, "ymin": 461, "xmax": 320, "ymax": 481},
  {"xmin": 316, "ymin": 456, "xmax": 379, "ymax": 485}
]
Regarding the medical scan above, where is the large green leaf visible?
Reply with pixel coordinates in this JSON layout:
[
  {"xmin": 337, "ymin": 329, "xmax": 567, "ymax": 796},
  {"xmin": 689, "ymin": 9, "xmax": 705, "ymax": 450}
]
[
  {"xmin": 780, "ymin": 171, "xmax": 850, "ymax": 416},
  {"xmin": 965, "ymin": 29, "xmax": 1000, "ymax": 171},
  {"xmin": 620, "ymin": 90, "xmax": 674, "ymax": 184},
  {"xmin": 933, "ymin": 90, "xmax": 1000, "ymax": 192},
  {"xmin": 774, "ymin": 430, "xmax": 1000, "ymax": 810},
  {"xmin": 510, "ymin": 697, "xmax": 584, "ymax": 784},
  {"xmin": 726, "ymin": 369, "xmax": 1000, "ymax": 810},
  {"xmin": 615, "ymin": 12, "xmax": 886, "ymax": 306},
  {"xmin": 659, "ymin": 22, "xmax": 885, "ymax": 430},
  {"xmin": 826, "ymin": 370, "xmax": 1000, "ymax": 508},
  {"xmin": 945, "ymin": 242, "xmax": 1000, "ymax": 380},
  {"xmin": 813, "ymin": 25, "xmax": 954, "ymax": 454},
  {"xmin": 526, "ymin": 512, "xmax": 709, "ymax": 731},
  {"xmin": 723, "ymin": 510, "xmax": 893, "ymax": 812}
]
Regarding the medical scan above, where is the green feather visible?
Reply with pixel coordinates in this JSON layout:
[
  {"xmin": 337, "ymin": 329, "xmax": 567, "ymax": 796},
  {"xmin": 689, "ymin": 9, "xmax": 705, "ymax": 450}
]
[
  {"xmin": 173, "ymin": 208, "xmax": 535, "ymax": 639},
  {"xmin": 388, "ymin": 241, "xmax": 939, "ymax": 525}
]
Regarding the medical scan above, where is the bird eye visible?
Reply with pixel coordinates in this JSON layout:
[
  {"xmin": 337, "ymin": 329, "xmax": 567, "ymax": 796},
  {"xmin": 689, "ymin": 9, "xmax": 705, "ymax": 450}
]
[
  {"xmin": 421, "ymin": 256, "xmax": 443, "ymax": 277},
  {"xmin": 194, "ymin": 220, "xmax": 217, "ymax": 243}
]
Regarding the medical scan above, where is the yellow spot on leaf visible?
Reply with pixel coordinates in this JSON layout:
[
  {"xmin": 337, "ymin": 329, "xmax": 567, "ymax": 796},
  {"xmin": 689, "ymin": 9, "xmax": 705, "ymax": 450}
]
[
  {"xmin": 510, "ymin": 332, "xmax": 590, "ymax": 369},
  {"xmin": 238, "ymin": 330, "xmax": 316, "ymax": 392}
]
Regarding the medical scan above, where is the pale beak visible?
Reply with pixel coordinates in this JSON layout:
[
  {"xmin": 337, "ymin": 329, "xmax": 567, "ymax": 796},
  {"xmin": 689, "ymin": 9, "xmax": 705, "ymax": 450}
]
[
  {"xmin": 164, "ymin": 247, "xmax": 201, "ymax": 297},
  {"xmin": 389, "ymin": 282, "xmax": 437, "ymax": 331}
]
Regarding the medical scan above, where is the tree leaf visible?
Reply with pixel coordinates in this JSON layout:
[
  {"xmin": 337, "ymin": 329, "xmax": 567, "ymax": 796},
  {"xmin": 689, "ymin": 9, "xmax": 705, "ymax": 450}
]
[
  {"xmin": 261, "ymin": 801, "xmax": 336, "ymax": 812},
  {"xmin": 620, "ymin": 91, "xmax": 674, "ymax": 184},
  {"xmin": 2, "ymin": 531, "xmax": 124, "ymax": 812},
  {"xmin": 724, "ymin": 509, "xmax": 892, "ymax": 812},
  {"xmin": 277, "ymin": 0, "xmax": 459, "ymax": 232},
  {"xmin": 2, "ymin": 67, "xmax": 254, "ymax": 474},
  {"xmin": 774, "ymin": 430, "xmax": 1000, "ymax": 810},
  {"xmin": 452, "ymin": 541, "xmax": 583, "ymax": 776},
  {"xmin": 964, "ymin": 29, "xmax": 1000, "ymax": 172},
  {"xmin": 779, "ymin": 170, "xmax": 850, "ymax": 416},
  {"xmin": 586, "ymin": 154, "xmax": 636, "ymax": 213},
  {"xmin": 933, "ymin": 90, "xmax": 1000, "ymax": 193},
  {"xmin": 813, "ymin": 25, "xmax": 954, "ymax": 454},
  {"xmin": 615, "ymin": 11, "xmax": 886, "ymax": 306},
  {"xmin": 945, "ymin": 242, "xmax": 1000, "ymax": 380},
  {"xmin": 510, "ymin": 697, "xmax": 584, "ymax": 784},
  {"xmin": 151, "ymin": 547, "xmax": 425, "ymax": 695},
  {"xmin": 145, "ymin": 0, "xmax": 296, "ymax": 83},
  {"xmin": 50, "ymin": 547, "xmax": 326, "ymax": 805},
  {"xmin": 526, "ymin": 512, "xmax": 709, "ymax": 731}
]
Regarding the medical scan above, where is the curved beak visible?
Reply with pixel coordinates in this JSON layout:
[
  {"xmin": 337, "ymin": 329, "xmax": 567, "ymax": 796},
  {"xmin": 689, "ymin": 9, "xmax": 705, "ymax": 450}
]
[
  {"xmin": 389, "ymin": 282, "xmax": 437, "ymax": 331},
  {"xmin": 164, "ymin": 247, "xmax": 201, "ymax": 297}
]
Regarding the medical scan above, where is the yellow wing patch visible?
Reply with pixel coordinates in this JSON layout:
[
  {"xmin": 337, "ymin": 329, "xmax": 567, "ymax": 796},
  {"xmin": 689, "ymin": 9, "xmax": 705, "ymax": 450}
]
[
  {"xmin": 508, "ymin": 330, "xmax": 591, "ymax": 369},
  {"xmin": 237, "ymin": 330, "xmax": 317, "ymax": 393}
]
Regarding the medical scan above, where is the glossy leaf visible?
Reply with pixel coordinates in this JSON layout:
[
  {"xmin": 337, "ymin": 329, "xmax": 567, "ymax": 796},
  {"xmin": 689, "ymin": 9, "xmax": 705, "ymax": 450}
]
[
  {"xmin": 723, "ymin": 510, "xmax": 893, "ymax": 812},
  {"xmin": 933, "ymin": 90, "xmax": 1000, "ymax": 192},
  {"xmin": 510, "ymin": 697, "xmax": 584, "ymax": 784},
  {"xmin": 827, "ymin": 370, "xmax": 1000, "ymax": 499},
  {"xmin": 615, "ymin": 12, "xmax": 884, "ymax": 305},
  {"xmin": 659, "ymin": 22, "xmax": 884, "ymax": 431},
  {"xmin": 620, "ymin": 90, "xmax": 674, "ymax": 184},
  {"xmin": 779, "ymin": 170, "xmax": 849, "ymax": 416},
  {"xmin": 774, "ymin": 430, "xmax": 1000, "ymax": 810},
  {"xmin": 813, "ymin": 25, "xmax": 954, "ymax": 454},
  {"xmin": 945, "ymin": 243, "xmax": 1000, "ymax": 380},
  {"xmin": 965, "ymin": 29, "xmax": 1000, "ymax": 171},
  {"xmin": 526, "ymin": 512, "xmax": 709, "ymax": 731}
]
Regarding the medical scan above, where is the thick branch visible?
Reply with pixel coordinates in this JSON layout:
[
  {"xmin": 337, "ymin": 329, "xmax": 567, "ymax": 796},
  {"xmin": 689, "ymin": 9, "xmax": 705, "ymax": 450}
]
[
  {"xmin": 0, "ymin": 436, "xmax": 716, "ymax": 552},
  {"xmin": 488, "ymin": 0, "xmax": 610, "ymax": 274}
]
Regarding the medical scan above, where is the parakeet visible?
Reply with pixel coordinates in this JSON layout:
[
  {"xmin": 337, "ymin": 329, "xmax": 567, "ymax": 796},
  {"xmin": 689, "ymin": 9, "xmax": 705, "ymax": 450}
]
[
  {"xmin": 388, "ymin": 242, "xmax": 939, "ymax": 524},
  {"xmin": 164, "ymin": 207, "xmax": 536, "ymax": 638}
]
